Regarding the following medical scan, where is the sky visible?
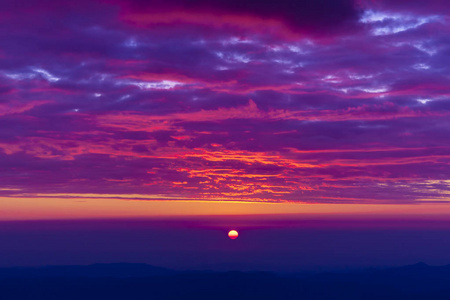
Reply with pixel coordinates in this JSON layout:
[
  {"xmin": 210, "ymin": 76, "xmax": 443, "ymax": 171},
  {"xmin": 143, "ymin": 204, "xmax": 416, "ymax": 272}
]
[
  {"xmin": 1, "ymin": 0, "xmax": 450, "ymax": 270},
  {"xmin": 1, "ymin": 0, "xmax": 450, "ymax": 208}
]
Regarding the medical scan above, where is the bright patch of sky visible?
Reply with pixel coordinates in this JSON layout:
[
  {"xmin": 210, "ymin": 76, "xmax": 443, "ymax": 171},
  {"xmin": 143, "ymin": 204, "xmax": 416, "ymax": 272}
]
[
  {"xmin": 33, "ymin": 68, "xmax": 60, "ymax": 82},
  {"xmin": 417, "ymin": 98, "xmax": 432, "ymax": 104},
  {"xmin": 360, "ymin": 86, "xmax": 389, "ymax": 93},
  {"xmin": 131, "ymin": 80, "xmax": 182, "ymax": 90},
  {"xmin": 413, "ymin": 63, "xmax": 430, "ymax": 70},
  {"xmin": 360, "ymin": 10, "xmax": 441, "ymax": 36}
]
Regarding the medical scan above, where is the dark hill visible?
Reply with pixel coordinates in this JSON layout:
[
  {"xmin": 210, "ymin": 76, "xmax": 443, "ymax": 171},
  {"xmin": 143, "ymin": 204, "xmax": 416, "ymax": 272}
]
[{"xmin": 1, "ymin": 263, "xmax": 450, "ymax": 299}]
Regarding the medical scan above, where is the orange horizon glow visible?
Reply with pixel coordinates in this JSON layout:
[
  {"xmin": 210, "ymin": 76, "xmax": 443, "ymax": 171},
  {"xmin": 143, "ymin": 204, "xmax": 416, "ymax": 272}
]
[{"xmin": 2, "ymin": 196, "xmax": 450, "ymax": 221}]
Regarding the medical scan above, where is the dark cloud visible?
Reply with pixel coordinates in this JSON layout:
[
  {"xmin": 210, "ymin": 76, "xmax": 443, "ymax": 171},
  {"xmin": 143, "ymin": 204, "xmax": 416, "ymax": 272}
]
[{"xmin": 122, "ymin": 0, "xmax": 361, "ymax": 34}]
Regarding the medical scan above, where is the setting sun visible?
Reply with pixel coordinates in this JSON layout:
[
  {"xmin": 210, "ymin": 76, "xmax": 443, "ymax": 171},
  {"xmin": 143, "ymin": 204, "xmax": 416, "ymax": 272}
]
[{"xmin": 228, "ymin": 230, "xmax": 239, "ymax": 239}]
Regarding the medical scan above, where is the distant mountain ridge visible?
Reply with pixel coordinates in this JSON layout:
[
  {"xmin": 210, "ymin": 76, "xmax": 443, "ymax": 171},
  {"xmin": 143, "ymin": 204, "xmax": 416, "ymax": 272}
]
[
  {"xmin": 300, "ymin": 262, "xmax": 450, "ymax": 294},
  {"xmin": 1, "ymin": 262, "xmax": 450, "ymax": 299}
]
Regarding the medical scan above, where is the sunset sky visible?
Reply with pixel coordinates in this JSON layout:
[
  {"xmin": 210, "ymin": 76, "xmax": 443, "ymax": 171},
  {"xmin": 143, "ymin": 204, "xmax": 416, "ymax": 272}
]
[{"xmin": 1, "ymin": 0, "xmax": 450, "ymax": 270}]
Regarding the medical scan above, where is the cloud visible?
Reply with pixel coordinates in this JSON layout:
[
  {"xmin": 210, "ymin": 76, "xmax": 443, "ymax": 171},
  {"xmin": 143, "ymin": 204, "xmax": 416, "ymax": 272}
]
[
  {"xmin": 360, "ymin": 0, "xmax": 450, "ymax": 14},
  {"xmin": 0, "ymin": 0, "xmax": 449, "ymax": 204},
  {"xmin": 119, "ymin": 0, "xmax": 360, "ymax": 36}
]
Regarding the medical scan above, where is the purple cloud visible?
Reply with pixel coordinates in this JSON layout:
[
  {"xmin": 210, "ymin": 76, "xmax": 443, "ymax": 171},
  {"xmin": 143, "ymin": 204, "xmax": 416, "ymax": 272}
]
[{"xmin": 0, "ymin": 0, "xmax": 449, "ymax": 204}]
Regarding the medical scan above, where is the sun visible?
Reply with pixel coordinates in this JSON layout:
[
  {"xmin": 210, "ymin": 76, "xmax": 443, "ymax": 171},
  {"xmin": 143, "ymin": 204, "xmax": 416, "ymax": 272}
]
[{"xmin": 228, "ymin": 230, "xmax": 238, "ymax": 239}]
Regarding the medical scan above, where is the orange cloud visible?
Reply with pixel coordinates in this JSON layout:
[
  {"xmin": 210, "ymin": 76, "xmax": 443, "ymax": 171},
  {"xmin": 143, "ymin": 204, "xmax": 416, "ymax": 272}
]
[
  {"xmin": 0, "ymin": 100, "xmax": 50, "ymax": 116},
  {"xmin": 96, "ymin": 100, "xmax": 450, "ymax": 134}
]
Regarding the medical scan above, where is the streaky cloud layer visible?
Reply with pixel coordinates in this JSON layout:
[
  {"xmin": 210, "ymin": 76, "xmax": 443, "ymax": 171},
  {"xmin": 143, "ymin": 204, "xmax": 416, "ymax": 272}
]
[{"xmin": 0, "ymin": 0, "xmax": 449, "ymax": 207}]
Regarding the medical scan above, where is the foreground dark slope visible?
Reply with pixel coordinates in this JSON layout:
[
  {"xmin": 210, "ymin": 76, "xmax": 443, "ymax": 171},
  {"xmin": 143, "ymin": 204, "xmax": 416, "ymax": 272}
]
[{"xmin": 1, "ymin": 263, "xmax": 450, "ymax": 299}]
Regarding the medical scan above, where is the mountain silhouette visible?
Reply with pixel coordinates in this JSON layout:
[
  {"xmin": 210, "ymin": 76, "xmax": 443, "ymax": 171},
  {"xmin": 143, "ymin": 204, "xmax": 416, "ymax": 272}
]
[{"xmin": 1, "ymin": 262, "xmax": 450, "ymax": 299}]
